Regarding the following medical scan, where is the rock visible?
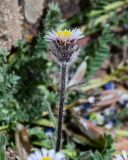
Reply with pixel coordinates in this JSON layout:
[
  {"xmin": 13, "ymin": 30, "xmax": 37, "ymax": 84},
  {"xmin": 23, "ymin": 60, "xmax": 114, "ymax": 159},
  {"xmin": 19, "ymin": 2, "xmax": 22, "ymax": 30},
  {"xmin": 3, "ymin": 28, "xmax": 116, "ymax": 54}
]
[
  {"xmin": 0, "ymin": 0, "xmax": 22, "ymax": 49},
  {"xmin": 24, "ymin": 0, "xmax": 45, "ymax": 24}
]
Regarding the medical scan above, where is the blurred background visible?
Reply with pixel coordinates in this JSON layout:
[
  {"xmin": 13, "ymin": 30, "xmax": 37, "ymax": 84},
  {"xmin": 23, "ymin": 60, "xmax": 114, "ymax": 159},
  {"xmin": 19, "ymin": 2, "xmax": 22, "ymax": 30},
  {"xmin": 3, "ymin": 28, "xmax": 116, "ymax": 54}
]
[{"xmin": 0, "ymin": 0, "xmax": 128, "ymax": 159}]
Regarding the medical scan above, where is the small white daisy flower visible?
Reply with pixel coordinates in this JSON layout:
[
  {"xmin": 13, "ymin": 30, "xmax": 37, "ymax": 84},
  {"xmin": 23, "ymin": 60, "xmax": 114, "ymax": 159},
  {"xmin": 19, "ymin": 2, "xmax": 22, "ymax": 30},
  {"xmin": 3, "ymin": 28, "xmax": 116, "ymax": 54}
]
[
  {"xmin": 45, "ymin": 29, "xmax": 84, "ymax": 65},
  {"xmin": 45, "ymin": 29, "xmax": 84, "ymax": 42},
  {"xmin": 114, "ymin": 150, "xmax": 128, "ymax": 160},
  {"xmin": 27, "ymin": 148, "xmax": 66, "ymax": 160}
]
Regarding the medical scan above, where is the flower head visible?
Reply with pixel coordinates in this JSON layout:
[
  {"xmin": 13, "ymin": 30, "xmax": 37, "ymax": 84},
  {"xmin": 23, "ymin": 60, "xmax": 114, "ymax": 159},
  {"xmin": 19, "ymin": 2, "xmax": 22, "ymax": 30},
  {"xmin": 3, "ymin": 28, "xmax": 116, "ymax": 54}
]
[
  {"xmin": 45, "ymin": 29, "xmax": 84, "ymax": 65},
  {"xmin": 114, "ymin": 151, "xmax": 128, "ymax": 160},
  {"xmin": 27, "ymin": 148, "xmax": 66, "ymax": 160},
  {"xmin": 46, "ymin": 29, "xmax": 84, "ymax": 43}
]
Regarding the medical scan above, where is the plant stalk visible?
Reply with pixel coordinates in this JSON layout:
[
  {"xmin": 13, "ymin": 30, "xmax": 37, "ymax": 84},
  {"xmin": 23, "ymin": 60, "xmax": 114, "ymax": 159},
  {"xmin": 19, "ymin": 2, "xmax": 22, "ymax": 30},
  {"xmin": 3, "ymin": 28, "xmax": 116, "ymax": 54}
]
[{"xmin": 56, "ymin": 63, "xmax": 67, "ymax": 151}]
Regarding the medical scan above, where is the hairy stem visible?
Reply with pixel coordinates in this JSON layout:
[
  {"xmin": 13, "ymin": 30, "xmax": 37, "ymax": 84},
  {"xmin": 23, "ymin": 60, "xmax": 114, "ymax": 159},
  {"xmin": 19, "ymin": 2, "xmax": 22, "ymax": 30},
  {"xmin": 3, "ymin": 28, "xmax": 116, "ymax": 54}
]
[{"xmin": 56, "ymin": 63, "xmax": 67, "ymax": 151}]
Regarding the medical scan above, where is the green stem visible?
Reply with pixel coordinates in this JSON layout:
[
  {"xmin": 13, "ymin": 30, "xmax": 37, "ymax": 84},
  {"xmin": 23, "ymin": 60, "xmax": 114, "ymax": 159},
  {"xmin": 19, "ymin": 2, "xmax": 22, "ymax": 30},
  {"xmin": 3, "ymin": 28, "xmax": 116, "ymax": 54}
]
[{"xmin": 56, "ymin": 63, "xmax": 67, "ymax": 151}]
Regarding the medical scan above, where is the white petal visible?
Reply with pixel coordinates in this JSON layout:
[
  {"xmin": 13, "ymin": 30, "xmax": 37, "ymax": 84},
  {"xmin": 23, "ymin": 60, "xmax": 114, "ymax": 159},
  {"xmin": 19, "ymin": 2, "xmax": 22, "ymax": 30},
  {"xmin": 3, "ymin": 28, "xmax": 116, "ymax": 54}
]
[
  {"xmin": 45, "ymin": 31, "xmax": 57, "ymax": 41},
  {"xmin": 45, "ymin": 32, "xmax": 57, "ymax": 41},
  {"xmin": 54, "ymin": 152, "xmax": 66, "ymax": 160},
  {"xmin": 70, "ymin": 29, "xmax": 84, "ymax": 40},
  {"xmin": 72, "ymin": 29, "xmax": 81, "ymax": 34},
  {"xmin": 45, "ymin": 35, "xmax": 56, "ymax": 41},
  {"xmin": 48, "ymin": 32, "xmax": 56, "ymax": 38},
  {"xmin": 41, "ymin": 148, "xmax": 48, "ymax": 157},
  {"xmin": 115, "ymin": 155, "xmax": 123, "ymax": 160},
  {"xmin": 122, "ymin": 150, "xmax": 127, "ymax": 159},
  {"xmin": 35, "ymin": 150, "xmax": 42, "ymax": 159},
  {"xmin": 27, "ymin": 153, "xmax": 38, "ymax": 160},
  {"xmin": 48, "ymin": 149, "xmax": 55, "ymax": 158}
]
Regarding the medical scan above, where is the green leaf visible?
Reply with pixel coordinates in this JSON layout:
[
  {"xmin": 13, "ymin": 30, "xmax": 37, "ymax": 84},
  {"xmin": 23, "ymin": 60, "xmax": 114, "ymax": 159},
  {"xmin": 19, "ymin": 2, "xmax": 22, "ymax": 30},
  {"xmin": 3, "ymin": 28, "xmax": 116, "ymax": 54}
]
[
  {"xmin": 0, "ymin": 147, "xmax": 6, "ymax": 160},
  {"xmin": 86, "ymin": 27, "xmax": 114, "ymax": 80},
  {"xmin": 0, "ymin": 135, "xmax": 6, "ymax": 148}
]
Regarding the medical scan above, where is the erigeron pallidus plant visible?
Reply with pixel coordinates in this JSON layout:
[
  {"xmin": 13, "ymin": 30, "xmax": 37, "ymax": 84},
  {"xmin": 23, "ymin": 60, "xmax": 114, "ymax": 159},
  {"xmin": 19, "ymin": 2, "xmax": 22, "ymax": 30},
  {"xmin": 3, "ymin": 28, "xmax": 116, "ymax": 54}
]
[{"xmin": 45, "ymin": 29, "xmax": 84, "ymax": 151}]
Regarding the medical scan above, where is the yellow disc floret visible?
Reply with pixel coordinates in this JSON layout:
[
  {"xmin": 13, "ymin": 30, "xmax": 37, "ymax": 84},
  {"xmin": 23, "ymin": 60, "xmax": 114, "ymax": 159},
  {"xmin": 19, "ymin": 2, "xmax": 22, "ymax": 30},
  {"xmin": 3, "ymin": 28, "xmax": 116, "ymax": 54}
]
[
  {"xmin": 41, "ymin": 157, "xmax": 52, "ymax": 160},
  {"xmin": 56, "ymin": 29, "xmax": 72, "ymax": 39}
]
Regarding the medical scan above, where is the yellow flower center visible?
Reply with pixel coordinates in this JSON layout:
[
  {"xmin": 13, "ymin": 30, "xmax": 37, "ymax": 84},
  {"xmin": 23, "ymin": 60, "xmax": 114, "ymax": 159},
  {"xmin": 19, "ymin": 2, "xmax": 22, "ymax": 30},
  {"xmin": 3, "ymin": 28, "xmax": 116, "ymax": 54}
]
[
  {"xmin": 56, "ymin": 30, "xmax": 72, "ymax": 38},
  {"xmin": 41, "ymin": 157, "xmax": 52, "ymax": 160}
]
